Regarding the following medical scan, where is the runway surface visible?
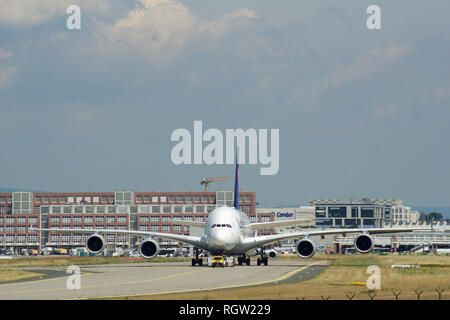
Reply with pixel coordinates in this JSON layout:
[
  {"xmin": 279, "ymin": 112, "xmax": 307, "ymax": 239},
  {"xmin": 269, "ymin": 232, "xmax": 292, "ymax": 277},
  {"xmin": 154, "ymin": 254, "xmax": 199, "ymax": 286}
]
[{"xmin": 0, "ymin": 259, "xmax": 329, "ymax": 299}]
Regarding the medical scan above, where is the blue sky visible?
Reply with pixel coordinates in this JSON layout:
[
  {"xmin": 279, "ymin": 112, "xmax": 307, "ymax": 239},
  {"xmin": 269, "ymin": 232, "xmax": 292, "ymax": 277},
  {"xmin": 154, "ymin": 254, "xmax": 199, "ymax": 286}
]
[{"xmin": 0, "ymin": 0, "xmax": 449, "ymax": 207}]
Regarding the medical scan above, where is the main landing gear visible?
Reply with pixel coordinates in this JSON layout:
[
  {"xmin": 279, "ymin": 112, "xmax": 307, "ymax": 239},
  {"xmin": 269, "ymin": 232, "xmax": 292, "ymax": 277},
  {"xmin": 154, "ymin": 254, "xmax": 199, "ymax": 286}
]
[
  {"xmin": 191, "ymin": 247, "xmax": 203, "ymax": 266},
  {"xmin": 256, "ymin": 247, "xmax": 268, "ymax": 266},
  {"xmin": 237, "ymin": 255, "xmax": 251, "ymax": 266}
]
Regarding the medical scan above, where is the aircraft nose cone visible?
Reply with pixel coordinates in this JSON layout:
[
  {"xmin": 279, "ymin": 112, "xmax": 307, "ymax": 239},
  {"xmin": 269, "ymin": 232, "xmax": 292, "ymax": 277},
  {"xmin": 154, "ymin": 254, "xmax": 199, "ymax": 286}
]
[{"xmin": 210, "ymin": 229, "xmax": 236, "ymax": 251}]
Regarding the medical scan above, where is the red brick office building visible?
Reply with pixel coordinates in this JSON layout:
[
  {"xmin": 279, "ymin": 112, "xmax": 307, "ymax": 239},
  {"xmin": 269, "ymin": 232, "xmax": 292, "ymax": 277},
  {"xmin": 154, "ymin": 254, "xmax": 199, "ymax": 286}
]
[{"xmin": 0, "ymin": 190, "xmax": 272, "ymax": 254}]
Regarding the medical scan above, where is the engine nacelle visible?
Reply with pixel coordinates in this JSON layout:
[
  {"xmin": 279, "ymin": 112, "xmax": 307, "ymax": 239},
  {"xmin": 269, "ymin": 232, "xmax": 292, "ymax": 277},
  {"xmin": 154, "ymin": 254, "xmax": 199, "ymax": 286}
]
[
  {"xmin": 296, "ymin": 238, "xmax": 316, "ymax": 259},
  {"xmin": 265, "ymin": 249, "xmax": 278, "ymax": 259},
  {"xmin": 86, "ymin": 233, "xmax": 106, "ymax": 254},
  {"xmin": 354, "ymin": 234, "xmax": 374, "ymax": 253},
  {"xmin": 139, "ymin": 238, "xmax": 160, "ymax": 259}
]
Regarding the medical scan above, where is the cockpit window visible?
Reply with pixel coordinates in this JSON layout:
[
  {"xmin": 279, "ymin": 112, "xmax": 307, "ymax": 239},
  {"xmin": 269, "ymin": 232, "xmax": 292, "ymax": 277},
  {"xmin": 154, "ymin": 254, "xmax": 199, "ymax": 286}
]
[{"xmin": 211, "ymin": 224, "xmax": 232, "ymax": 228}]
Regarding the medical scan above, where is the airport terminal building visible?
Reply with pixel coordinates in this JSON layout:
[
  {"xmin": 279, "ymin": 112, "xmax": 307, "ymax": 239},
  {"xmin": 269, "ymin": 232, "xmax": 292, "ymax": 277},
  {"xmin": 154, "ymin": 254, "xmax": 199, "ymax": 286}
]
[
  {"xmin": 0, "ymin": 190, "xmax": 272, "ymax": 254},
  {"xmin": 309, "ymin": 198, "xmax": 403, "ymax": 229}
]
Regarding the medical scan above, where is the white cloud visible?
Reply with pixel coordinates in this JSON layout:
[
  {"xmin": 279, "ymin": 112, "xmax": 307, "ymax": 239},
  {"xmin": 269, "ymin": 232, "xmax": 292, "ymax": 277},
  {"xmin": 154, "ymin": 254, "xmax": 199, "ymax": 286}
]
[
  {"xmin": 288, "ymin": 45, "xmax": 410, "ymax": 107},
  {"xmin": 324, "ymin": 46, "xmax": 410, "ymax": 88},
  {"xmin": 433, "ymin": 88, "xmax": 450, "ymax": 100},
  {"xmin": 199, "ymin": 8, "xmax": 258, "ymax": 35},
  {"xmin": 0, "ymin": 0, "xmax": 109, "ymax": 27},
  {"xmin": 373, "ymin": 103, "xmax": 402, "ymax": 119},
  {"xmin": 421, "ymin": 87, "xmax": 450, "ymax": 101},
  {"xmin": 94, "ymin": 0, "xmax": 259, "ymax": 66},
  {"xmin": 74, "ymin": 110, "xmax": 95, "ymax": 123},
  {"xmin": 0, "ymin": 66, "xmax": 17, "ymax": 88},
  {"xmin": 98, "ymin": 0, "xmax": 196, "ymax": 65},
  {"xmin": 0, "ymin": 48, "xmax": 13, "ymax": 60}
]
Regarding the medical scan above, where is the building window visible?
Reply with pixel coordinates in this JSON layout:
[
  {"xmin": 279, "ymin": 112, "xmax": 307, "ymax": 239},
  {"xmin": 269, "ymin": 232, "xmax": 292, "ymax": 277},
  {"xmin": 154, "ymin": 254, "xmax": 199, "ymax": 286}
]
[
  {"xmin": 62, "ymin": 216, "xmax": 71, "ymax": 224},
  {"xmin": 152, "ymin": 206, "xmax": 160, "ymax": 213},
  {"xmin": 328, "ymin": 207, "xmax": 347, "ymax": 218},
  {"xmin": 17, "ymin": 217, "xmax": 26, "ymax": 224},
  {"xmin": 361, "ymin": 208, "xmax": 375, "ymax": 218},
  {"xmin": 86, "ymin": 206, "xmax": 94, "ymax": 214}
]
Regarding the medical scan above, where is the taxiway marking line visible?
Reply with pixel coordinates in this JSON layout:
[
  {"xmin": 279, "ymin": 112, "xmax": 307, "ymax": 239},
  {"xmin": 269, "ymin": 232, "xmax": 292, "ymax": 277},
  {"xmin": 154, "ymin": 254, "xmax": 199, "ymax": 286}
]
[
  {"xmin": 0, "ymin": 269, "xmax": 204, "ymax": 296},
  {"xmin": 99, "ymin": 261, "xmax": 324, "ymax": 299}
]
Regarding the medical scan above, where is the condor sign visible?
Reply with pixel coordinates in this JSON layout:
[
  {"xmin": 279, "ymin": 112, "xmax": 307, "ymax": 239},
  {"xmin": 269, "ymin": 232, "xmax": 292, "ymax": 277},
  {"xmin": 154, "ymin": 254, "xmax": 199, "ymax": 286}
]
[{"xmin": 273, "ymin": 212, "xmax": 294, "ymax": 218}]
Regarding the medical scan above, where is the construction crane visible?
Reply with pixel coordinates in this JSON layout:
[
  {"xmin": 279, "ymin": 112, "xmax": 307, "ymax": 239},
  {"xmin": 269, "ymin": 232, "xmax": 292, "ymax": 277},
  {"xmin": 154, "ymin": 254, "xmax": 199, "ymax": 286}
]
[{"xmin": 200, "ymin": 176, "xmax": 231, "ymax": 192}]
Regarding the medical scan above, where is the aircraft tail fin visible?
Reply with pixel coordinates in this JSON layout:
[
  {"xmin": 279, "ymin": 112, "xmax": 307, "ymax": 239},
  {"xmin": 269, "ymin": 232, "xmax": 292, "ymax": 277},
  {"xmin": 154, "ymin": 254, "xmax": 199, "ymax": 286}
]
[{"xmin": 233, "ymin": 151, "xmax": 239, "ymax": 209}]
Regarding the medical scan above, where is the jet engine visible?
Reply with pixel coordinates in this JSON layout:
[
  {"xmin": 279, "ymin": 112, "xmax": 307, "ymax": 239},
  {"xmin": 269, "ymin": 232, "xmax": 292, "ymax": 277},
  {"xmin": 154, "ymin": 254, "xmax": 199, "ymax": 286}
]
[
  {"xmin": 86, "ymin": 233, "xmax": 106, "ymax": 254},
  {"xmin": 265, "ymin": 249, "xmax": 278, "ymax": 259},
  {"xmin": 139, "ymin": 238, "xmax": 160, "ymax": 259},
  {"xmin": 296, "ymin": 238, "xmax": 316, "ymax": 259},
  {"xmin": 354, "ymin": 234, "xmax": 374, "ymax": 253}
]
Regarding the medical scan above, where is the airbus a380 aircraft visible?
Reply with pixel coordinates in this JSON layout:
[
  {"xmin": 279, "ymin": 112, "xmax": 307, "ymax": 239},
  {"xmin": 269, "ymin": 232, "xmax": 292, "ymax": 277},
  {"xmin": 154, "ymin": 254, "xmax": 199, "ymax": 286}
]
[{"xmin": 35, "ymin": 161, "xmax": 425, "ymax": 266}]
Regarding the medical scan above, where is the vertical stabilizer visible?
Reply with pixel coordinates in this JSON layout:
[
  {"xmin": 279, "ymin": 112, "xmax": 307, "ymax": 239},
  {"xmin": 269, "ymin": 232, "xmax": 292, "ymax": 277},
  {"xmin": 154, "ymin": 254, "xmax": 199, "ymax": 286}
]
[{"xmin": 233, "ymin": 151, "xmax": 239, "ymax": 209}]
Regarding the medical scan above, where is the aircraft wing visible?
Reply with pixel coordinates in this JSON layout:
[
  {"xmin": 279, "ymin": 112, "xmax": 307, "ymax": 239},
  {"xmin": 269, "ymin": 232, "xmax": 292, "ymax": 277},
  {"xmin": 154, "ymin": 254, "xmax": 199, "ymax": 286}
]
[
  {"xmin": 242, "ymin": 227, "xmax": 429, "ymax": 249},
  {"xmin": 33, "ymin": 227, "xmax": 209, "ymax": 250},
  {"xmin": 170, "ymin": 220, "xmax": 206, "ymax": 228},
  {"xmin": 247, "ymin": 219, "xmax": 312, "ymax": 230}
]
